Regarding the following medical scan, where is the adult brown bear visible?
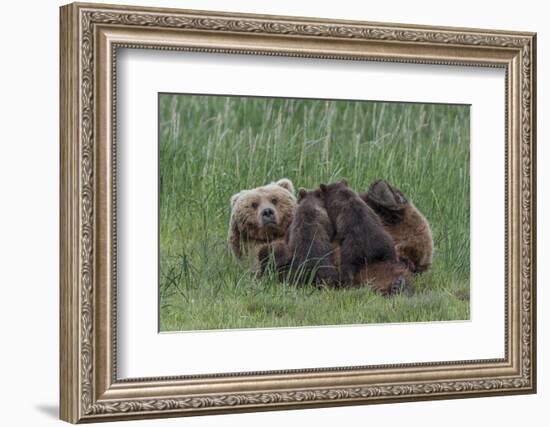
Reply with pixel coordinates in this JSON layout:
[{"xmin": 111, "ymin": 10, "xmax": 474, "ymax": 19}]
[{"xmin": 227, "ymin": 178, "xmax": 297, "ymax": 260}]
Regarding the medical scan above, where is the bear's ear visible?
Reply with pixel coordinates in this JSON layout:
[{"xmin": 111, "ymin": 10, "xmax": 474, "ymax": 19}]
[
  {"xmin": 275, "ymin": 178, "xmax": 295, "ymax": 195},
  {"xmin": 298, "ymin": 188, "xmax": 307, "ymax": 200},
  {"xmin": 319, "ymin": 183, "xmax": 328, "ymax": 193},
  {"xmin": 340, "ymin": 178, "xmax": 349, "ymax": 187}
]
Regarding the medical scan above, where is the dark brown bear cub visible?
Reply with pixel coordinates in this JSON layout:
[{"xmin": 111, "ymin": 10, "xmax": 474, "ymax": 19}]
[
  {"xmin": 360, "ymin": 180, "xmax": 433, "ymax": 274},
  {"xmin": 319, "ymin": 179, "xmax": 396, "ymax": 285},
  {"xmin": 258, "ymin": 188, "xmax": 339, "ymax": 286}
]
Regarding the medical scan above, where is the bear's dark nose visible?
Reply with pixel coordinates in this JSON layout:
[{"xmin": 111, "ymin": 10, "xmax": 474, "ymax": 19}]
[{"xmin": 261, "ymin": 208, "xmax": 275, "ymax": 218}]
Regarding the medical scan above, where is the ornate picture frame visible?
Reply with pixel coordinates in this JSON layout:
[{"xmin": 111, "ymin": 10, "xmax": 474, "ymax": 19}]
[{"xmin": 60, "ymin": 2, "xmax": 536, "ymax": 423}]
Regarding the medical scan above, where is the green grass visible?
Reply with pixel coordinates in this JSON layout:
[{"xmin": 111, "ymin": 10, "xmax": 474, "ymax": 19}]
[{"xmin": 159, "ymin": 94, "xmax": 470, "ymax": 331}]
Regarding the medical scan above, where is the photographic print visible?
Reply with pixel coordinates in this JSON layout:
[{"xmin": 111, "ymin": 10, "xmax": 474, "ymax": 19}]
[
  {"xmin": 60, "ymin": 4, "xmax": 536, "ymax": 421},
  {"xmin": 159, "ymin": 94, "xmax": 470, "ymax": 331}
]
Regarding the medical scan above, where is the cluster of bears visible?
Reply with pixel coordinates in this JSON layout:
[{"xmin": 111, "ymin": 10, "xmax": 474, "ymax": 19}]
[{"xmin": 227, "ymin": 178, "xmax": 433, "ymax": 295}]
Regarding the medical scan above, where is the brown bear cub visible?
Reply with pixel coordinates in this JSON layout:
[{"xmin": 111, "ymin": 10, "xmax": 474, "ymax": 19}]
[
  {"xmin": 319, "ymin": 179, "xmax": 397, "ymax": 286},
  {"xmin": 258, "ymin": 188, "xmax": 339, "ymax": 287},
  {"xmin": 360, "ymin": 180, "xmax": 433, "ymax": 274}
]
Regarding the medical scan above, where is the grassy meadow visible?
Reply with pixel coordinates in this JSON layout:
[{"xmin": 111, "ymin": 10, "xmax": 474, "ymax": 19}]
[{"xmin": 159, "ymin": 94, "xmax": 470, "ymax": 331}]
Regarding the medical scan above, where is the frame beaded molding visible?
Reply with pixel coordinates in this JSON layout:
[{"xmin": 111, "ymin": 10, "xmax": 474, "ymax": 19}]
[{"xmin": 62, "ymin": 3, "xmax": 536, "ymax": 422}]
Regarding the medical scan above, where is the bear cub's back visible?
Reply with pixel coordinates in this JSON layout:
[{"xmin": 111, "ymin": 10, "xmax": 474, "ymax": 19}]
[
  {"xmin": 320, "ymin": 180, "xmax": 396, "ymax": 265},
  {"xmin": 289, "ymin": 189, "xmax": 334, "ymax": 257}
]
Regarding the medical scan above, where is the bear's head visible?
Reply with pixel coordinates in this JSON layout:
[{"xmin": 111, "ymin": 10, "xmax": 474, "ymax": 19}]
[
  {"xmin": 319, "ymin": 178, "xmax": 349, "ymax": 193},
  {"xmin": 295, "ymin": 187, "xmax": 332, "ymax": 225},
  {"xmin": 319, "ymin": 178, "xmax": 352, "ymax": 202},
  {"xmin": 228, "ymin": 178, "xmax": 296, "ymax": 258},
  {"xmin": 297, "ymin": 187, "xmax": 322, "ymax": 202}
]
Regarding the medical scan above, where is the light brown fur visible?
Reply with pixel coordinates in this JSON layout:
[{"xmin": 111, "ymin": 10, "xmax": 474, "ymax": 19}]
[
  {"xmin": 384, "ymin": 202, "xmax": 433, "ymax": 273},
  {"xmin": 228, "ymin": 178, "xmax": 296, "ymax": 260},
  {"xmin": 361, "ymin": 180, "xmax": 433, "ymax": 274}
]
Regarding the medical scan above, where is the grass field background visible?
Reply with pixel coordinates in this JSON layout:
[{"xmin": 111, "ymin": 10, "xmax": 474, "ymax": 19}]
[{"xmin": 159, "ymin": 94, "xmax": 470, "ymax": 331}]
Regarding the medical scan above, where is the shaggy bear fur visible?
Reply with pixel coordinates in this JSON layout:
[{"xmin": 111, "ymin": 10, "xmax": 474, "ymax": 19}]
[
  {"xmin": 319, "ymin": 179, "xmax": 397, "ymax": 285},
  {"xmin": 228, "ymin": 178, "xmax": 296, "ymax": 260},
  {"xmin": 360, "ymin": 180, "xmax": 433, "ymax": 273},
  {"xmin": 258, "ymin": 188, "xmax": 339, "ymax": 286}
]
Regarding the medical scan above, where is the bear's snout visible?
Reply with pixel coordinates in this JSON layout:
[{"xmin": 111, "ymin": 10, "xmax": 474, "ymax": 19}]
[{"xmin": 260, "ymin": 207, "xmax": 277, "ymax": 225}]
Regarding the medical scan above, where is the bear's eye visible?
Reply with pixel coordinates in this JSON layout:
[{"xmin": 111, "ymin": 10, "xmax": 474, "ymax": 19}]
[
  {"xmin": 251, "ymin": 202, "xmax": 259, "ymax": 209},
  {"xmin": 271, "ymin": 198, "xmax": 278, "ymax": 205}
]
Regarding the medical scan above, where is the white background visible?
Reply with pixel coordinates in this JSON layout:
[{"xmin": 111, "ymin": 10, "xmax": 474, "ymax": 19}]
[
  {"xmin": 118, "ymin": 50, "xmax": 505, "ymax": 377},
  {"xmin": 0, "ymin": 0, "xmax": 546, "ymax": 426}
]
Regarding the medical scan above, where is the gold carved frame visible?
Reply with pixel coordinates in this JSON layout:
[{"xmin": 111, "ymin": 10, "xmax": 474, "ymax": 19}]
[{"xmin": 60, "ymin": 2, "xmax": 537, "ymax": 423}]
